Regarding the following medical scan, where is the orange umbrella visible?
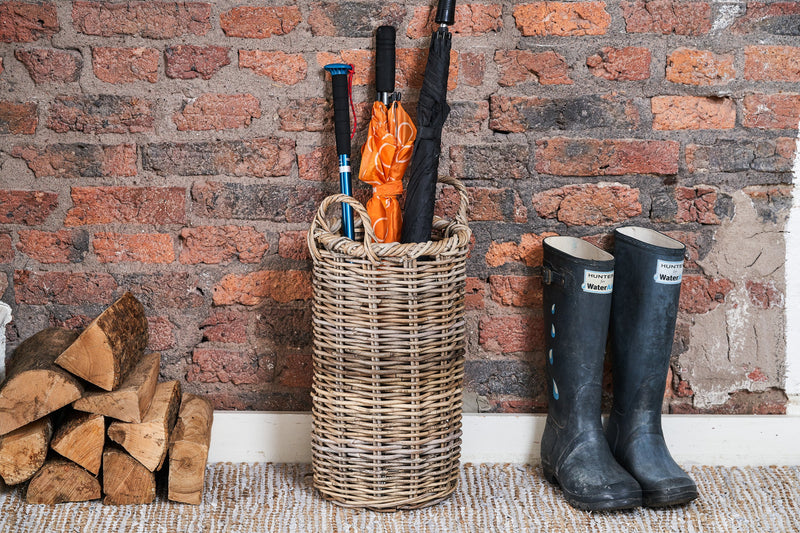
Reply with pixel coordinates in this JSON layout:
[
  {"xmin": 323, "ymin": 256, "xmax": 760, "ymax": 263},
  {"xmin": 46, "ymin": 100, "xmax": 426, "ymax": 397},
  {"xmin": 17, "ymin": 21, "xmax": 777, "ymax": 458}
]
[{"xmin": 358, "ymin": 100, "xmax": 416, "ymax": 243}]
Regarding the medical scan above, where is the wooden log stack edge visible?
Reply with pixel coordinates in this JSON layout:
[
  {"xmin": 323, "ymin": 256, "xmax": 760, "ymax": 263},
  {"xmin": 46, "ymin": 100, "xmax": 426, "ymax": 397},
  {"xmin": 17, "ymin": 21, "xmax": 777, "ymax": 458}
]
[{"xmin": 0, "ymin": 292, "xmax": 214, "ymax": 505}]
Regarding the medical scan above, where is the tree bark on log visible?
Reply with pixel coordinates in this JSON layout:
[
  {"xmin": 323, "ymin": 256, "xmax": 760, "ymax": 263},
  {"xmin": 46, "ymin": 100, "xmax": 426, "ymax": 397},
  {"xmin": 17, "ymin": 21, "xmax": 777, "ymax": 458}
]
[
  {"xmin": 0, "ymin": 328, "xmax": 83, "ymax": 436},
  {"xmin": 50, "ymin": 412, "xmax": 104, "ymax": 475},
  {"xmin": 107, "ymin": 380, "xmax": 181, "ymax": 472},
  {"xmin": 55, "ymin": 292, "xmax": 148, "ymax": 391},
  {"xmin": 26, "ymin": 458, "xmax": 101, "ymax": 504},
  {"xmin": 72, "ymin": 352, "xmax": 160, "ymax": 423},
  {"xmin": 168, "ymin": 393, "xmax": 213, "ymax": 504},
  {"xmin": 0, "ymin": 417, "xmax": 52, "ymax": 485},
  {"xmin": 102, "ymin": 445, "xmax": 156, "ymax": 505}
]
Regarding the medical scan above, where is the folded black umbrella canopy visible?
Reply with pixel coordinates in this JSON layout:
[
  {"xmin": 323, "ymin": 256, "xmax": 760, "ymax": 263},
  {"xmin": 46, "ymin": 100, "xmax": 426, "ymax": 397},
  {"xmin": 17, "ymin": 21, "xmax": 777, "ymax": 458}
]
[{"xmin": 400, "ymin": 0, "xmax": 456, "ymax": 244}]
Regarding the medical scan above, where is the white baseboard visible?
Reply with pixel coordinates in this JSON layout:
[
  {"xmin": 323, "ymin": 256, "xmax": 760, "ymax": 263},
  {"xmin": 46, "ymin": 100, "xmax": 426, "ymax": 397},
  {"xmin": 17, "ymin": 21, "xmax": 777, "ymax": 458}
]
[{"xmin": 209, "ymin": 412, "xmax": 800, "ymax": 466}]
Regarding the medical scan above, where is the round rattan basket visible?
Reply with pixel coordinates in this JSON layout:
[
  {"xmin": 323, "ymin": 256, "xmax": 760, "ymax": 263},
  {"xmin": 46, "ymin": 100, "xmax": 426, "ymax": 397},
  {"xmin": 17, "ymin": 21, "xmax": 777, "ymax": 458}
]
[{"xmin": 307, "ymin": 176, "xmax": 471, "ymax": 511}]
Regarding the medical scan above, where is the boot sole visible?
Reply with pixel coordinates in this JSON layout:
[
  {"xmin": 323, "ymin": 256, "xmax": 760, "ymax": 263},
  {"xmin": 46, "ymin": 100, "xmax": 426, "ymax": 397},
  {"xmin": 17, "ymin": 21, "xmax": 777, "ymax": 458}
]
[
  {"xmin": 643, "ymin": 486, "xmax": 698, "ymax": 508},
  {"xmin": 542, "ymin": 465, "xmax": 643, "ymax": 511}
]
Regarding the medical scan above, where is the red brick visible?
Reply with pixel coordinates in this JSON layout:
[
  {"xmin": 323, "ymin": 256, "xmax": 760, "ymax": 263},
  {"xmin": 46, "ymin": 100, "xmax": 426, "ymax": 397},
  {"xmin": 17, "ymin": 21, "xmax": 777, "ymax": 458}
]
[
  {"xmin": 220, "ymin": 6, "xmax": 301, "ymax": 38},
  {"xmin": 533, "ymin": 183, "xmax": 641, "ymax": 226},
  {"xmin": 746, "ymin": 280, "xmax": 784, "ymax": 310},
  {"xmin": 675, "ymin": 186, "xmax": 720, "ymax": 224},
  {"xmin": 447, "ymin": 101, "xmax": 490, "ymax": 134},
  {"xmin": 297, "ymin": 145, "xmax": 337, "ymax": 181},
  {"xmin": 213, "ymin": 270, "xmax": 312, "ymax": 306},
  {"xmin": 743, "ymin": 93, "xmax": 800, "ymax": 130},
  {"xmin": 239, "ymin": 50, "xmax": 307, "ymax": 85},
  {"xmin": 14, "ymin": 49, "xmax": 82, "ymax": 84},
  {"xmin": 587, "ymin": 46, "xmax": 651, "ymax": 81},
  {"xmin": 0, "ymin": 190, "xmax": 57, "ymax": 225},
  {"xmin": 278, "ymin": 98, "xmax": 332, "ymax": 133},
  {"xmin": 0, "ymin": 234, "xmax": 12, "ymax": 263},
  {"xmin": 187, "ymin": 346, "xmax": 271, "ymax": 385},
  {"xmin": 652, "ymin": 96, "xmax": 735, "ymax": 130},
  {"xmin": 407, "ymin": 4, "xmax": 502, "ymax": 38},
  {"xmin": 72, "ymin": 1, "xmax": 210, "ymax": 38},
  {"xmin": 495, "ymin": 50, "xmax": 572, "ymax": 86},
  {"xmin": 0, "ymin": 101, "xmax": 37, "ymax": 134},
  {"xmin": 165, "ymin": 45, "xmax": 230, "ymax": 80},
  {"xmin": 485, "ymin": 232, "xmax": 558, "ymax": 268},
  {"xmin": 121, "ymin": 272, "xmax": 204, "ymax": 309},
  {"xmin": 17, "ymin": 229, "xmax": 86, "ymax": 264},
  {"xmin": 92, "ymin": 47, "xmax": 158, "ymax": 84},
  {"xmin": 490, "ymin": 275, "xmax": 543, "ymax": 308},
  {"xmin": 479, "ymin": 314, "xmax": 544, "ymax": 353},
  {"xmin": 459, "ymin": 52, "xmax": 486, "ymax": 87},
  {"xmin": 621, "ymin": 0, "xmax": 711, "ymax": 35},
  {"xmin": 47, "ymin": 95, "xmax": 153, "ymax": 134},
  {"xmin": 686, "ymin": 139, "xmax": 795, "ymax": 174},
  {"xmin": 143, "ymin": 138, "xmax": 294, "ymax": 178},
  {"xmin": 514, "ymin": 2, "xmax": 611, "ymax": 36},
  {"xmin": 147, "ymin": 316, "xmax": 175, "ymax": 351},
  {"xmin": 731, "ymin": 2, "xmax": 800, "ymax": 35},
  {"xmin": 535, "ymin": 138, "xmax": 679, "ymax": 176},
  {"xmin": 255, "ymin": 305, "xmax": 312, "ymax": 348},
  {"xmin": 745, "ymin": 46, "xmax": 800, "ymax": 82},
  {"xmin": 308, "ymin": 2, "xmax": 405, "ymax": 38},
  {"xmin": 276, "ymin": 353, "xmax": 312, "ymax": 389},
  {"xmin": 435, "ymin": 187, "xmax": 525, "ymax": 223},
  {"xmin": 200, "ymin": 309, "xmax": 247, "ymax": 344},
  {"xmin": 450, "ymin": 143, "xmax": 530, "ymax": 180},
  {"xmin": 490, "ymin": 95, "xmax": 639, "ymax": 133},
  {"xmin": 65, "ymin": 186, "xmax": 185, "ymax": 226},
  {"xmin": 278, "ymin": 231, "xmax": 310, "ymax": 261},
  {"xmin": 173, "ymin": 93, "xmax": 260, "ymax": 131},
  {"xmin": 667, "ymin": 48, "xmax": 735, "ymax": 85},
  {"xmin": 14, "ymin": 270, "xmax": 117, "ymax": 305},
  {"xmin": 466, "ymin": 277, "xmax": 486, "ymax": 310},
  {"xmin": 93, "ymin": 232, "xmax": 175, "ymax": 264},
  {"xmin": 0, "ymin": 1, "xmax": 58, "ymax": 42},
  {"xmin": 11, "ymin": 143, "xmax": 137, "ymax": 178},
  {"xmin": 192, "ymin": 182, "xmax": 292, "ymax": 222},
  {"xmin": 179, "ymin": 225, "xmax": 268, "ymax": 264},
  {"xmin": 679, "ymin": 275, "xmax": 734, "ymax": 314}
]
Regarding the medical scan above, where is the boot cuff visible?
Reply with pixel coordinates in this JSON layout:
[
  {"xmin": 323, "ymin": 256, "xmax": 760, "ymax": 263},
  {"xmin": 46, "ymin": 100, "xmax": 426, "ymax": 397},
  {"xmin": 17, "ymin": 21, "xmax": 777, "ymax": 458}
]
[
  {"xmin": 543, "ymin": 236, "xmax": 614, "ymax": 270},
  {"xmin": 614, "ymin": 227, "xmax": 685, "ymax": 259}
]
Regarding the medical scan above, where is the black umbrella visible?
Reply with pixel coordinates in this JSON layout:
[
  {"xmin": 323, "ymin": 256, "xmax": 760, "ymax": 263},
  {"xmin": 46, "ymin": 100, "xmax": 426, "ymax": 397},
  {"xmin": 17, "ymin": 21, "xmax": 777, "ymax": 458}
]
[{"xmin": 400, "ymin": 0, "xmax": 456, "ymax": 244}]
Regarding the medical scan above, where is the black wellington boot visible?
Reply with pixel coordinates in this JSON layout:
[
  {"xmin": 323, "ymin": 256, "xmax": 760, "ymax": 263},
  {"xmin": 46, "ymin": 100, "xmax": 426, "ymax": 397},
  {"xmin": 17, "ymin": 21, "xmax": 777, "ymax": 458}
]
[
  {"xmin": 607, "ymin": 227, "xmax": 698, "ymax": 507},
  {"xmin": 541, "ymin": 236, "xmax": 642, "ymax": 511}
]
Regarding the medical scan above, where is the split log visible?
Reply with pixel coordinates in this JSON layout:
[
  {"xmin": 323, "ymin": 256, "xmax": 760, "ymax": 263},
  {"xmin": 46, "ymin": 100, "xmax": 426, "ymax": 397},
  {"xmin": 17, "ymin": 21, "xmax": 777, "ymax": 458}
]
[
  {"xmin": 0, "ymin": 328, "xmax": 83, "ymax": 436},
  {"xmin": 107, "ymin": 380, "xmax": 181, "ymax": 472},
  {"xmin": 168, "ymin": 393, "xmax": 213, "ymax": 504},
  {"xmin": 73, "ymin": 352, "xmax": 160, "ymax": 423},
  {"xmin": 103, "ymin": 445, "xmax": 155, "ymax": 505},
  {"xmin": 26, "ymin": 458, "xmax": 101, "ymax": 504},
  {"xmin": 55, "ymin": 292, "xmax": 148, "ymax": 391},
  {"xmin": 0, "ymin": 417, "xmax": 52, "ymax": 485},
  {"xmin": 50, "ymin": 412, "xmax": 104, "ymax": 475}
]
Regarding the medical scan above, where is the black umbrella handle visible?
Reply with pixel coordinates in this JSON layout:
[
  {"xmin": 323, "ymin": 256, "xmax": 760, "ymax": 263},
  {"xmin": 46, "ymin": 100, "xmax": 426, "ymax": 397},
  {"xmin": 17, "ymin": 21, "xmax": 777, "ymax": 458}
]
[
  {"xmin": 375, "ymin": 25, "xmax": 395, "ymax": 104},
  {"xmin": 435, "ymin": 0, "xmax": 456, "ymax": 26}
]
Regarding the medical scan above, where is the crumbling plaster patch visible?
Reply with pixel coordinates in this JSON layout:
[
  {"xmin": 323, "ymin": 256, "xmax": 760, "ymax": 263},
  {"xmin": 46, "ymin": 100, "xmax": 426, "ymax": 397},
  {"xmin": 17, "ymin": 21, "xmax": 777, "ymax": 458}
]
[
  {"xmin": 785, "ymin": 123, "xmax": 800, "ymax": 414},
  {"xmin": 680, "ymin": 191, "xmax": 786, "ymax": 409}
]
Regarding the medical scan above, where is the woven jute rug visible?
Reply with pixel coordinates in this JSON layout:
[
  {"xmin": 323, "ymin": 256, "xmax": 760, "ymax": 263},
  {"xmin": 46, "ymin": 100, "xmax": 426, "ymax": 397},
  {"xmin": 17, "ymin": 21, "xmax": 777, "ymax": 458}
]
[{"xmin": 1, "ymin": 463, "xmax": 798, "ymax": 532}]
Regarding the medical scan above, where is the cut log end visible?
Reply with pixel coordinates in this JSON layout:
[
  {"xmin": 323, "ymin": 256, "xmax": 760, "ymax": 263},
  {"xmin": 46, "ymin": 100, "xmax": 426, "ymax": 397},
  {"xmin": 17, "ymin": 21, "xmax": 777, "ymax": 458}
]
[
  {"xmin": 103, "ymin": 446, "xmax": 156, "ymax": 505},
  {"xmin": 0, "ymin": 417, "xmax": 52, "ymax": 485},
  {"xmin": 56, "ymin": 292, "xmax": 148, "ymax": 391},
  {"xmin": 26, "ymin": 458, "xmax": 101, "ymax": 504},
  {"xmin": 168, "ymin": 393, "xmax": 213, "ymax": 505},
  {"xmin": 0, "ymin": 329, "xmax": 83, "ymax": 436},
  {"xmin": 51, "ymin": 412, "xmax": 104, "ymax": 476}
]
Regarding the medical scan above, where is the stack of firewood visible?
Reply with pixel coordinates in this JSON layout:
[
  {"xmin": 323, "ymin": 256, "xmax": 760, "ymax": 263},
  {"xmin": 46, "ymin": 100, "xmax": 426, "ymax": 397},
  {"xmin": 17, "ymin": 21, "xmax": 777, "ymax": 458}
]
[{"xmin": 0, "ymin": 292, "xmax": 213, "ymax": 505}]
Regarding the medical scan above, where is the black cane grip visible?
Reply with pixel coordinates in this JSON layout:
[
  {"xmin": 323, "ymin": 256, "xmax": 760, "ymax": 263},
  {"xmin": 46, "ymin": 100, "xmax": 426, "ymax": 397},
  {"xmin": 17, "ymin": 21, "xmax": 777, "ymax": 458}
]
[
  {"xmin": 375, "ymin": 25, "xmax": 396, "ymax": 95},
  {"xmin": 329, "ymin": 73, "xmax": 351, "ymax": 156},
  {"xmin": 435, "ymin": 0, "xmax": 456, "ymax": 25}
]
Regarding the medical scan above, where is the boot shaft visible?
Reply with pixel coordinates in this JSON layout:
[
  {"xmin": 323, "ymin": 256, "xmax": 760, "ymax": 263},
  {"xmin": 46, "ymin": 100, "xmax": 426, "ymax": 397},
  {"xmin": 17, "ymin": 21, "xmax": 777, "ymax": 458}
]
[{"xmin": 542, "ymin": 236, "xmax": 614, "ymax": 426}]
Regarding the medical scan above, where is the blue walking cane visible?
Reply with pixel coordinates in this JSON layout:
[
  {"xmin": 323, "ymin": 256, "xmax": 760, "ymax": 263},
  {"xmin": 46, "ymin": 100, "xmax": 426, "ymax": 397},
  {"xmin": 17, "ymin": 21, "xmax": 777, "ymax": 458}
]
[{"xmin": 324, "ymin": 63, "xmax": 355, "ymax": 240}]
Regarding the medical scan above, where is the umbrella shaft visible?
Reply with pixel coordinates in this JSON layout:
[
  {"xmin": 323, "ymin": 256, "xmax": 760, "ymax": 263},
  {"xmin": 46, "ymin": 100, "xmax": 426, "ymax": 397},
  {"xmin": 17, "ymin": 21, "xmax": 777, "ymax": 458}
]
[{"xmin": 338, "ymin": 154, "xmax": 355, "ymax": 239}]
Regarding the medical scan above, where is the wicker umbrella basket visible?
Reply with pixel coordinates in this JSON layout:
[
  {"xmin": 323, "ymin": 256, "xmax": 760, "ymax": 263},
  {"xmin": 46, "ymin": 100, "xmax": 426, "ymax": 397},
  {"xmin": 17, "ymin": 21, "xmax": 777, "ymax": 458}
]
[{"xmin": 307, "ymin": 176, "xmax": 471, "ymax": 511}]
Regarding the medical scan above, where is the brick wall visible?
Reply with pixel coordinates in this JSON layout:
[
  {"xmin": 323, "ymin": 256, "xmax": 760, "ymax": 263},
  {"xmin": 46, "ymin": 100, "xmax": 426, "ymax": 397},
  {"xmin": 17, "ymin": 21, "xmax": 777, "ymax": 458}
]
[{"xmin": 0, "ymin": 1, "xmax": 797, "ymax": 413}]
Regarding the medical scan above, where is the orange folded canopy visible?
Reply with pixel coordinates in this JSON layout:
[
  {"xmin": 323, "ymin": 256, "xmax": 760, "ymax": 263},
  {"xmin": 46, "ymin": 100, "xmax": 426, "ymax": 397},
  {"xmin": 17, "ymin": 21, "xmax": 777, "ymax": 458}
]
[{"xmin": 358, "ymin": 101, "xmax": 416, "ymax": 243}]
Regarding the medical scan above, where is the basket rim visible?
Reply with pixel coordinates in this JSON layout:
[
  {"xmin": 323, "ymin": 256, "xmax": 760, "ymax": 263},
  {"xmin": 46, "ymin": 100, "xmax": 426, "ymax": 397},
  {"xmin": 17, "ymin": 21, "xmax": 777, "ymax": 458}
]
[{"xmin": 307, "ymin": 176, "xmax": 471, "ymax": 263}]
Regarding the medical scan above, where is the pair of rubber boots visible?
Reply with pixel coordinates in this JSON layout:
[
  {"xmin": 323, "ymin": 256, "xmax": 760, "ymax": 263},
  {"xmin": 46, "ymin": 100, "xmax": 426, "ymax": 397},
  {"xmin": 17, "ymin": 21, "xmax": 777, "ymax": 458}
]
[{"xmin": 540, "ymin": 227, "xmax": 698, "ymax": 511}]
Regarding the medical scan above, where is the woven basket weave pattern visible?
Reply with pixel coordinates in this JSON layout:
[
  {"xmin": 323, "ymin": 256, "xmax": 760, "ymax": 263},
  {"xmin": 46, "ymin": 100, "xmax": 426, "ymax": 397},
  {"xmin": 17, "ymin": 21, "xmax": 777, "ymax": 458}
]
[{"xmin": 308, "ymin": 177, "xmax": 471, "ymax": 510}]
